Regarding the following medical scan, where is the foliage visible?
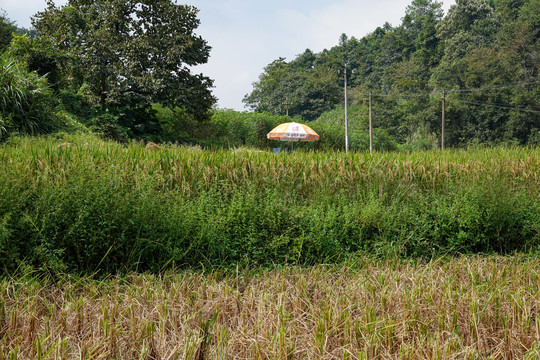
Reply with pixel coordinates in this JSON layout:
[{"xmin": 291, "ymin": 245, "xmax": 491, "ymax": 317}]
[
  {"xmin": 0, "ymin": 136, "xmax": 537, "ymax": 274},
  {"xmin": 89, "ymin": 112, "xmax": 129, "ymax": 143},
  {"xmin": 8, "ymin": 34, "xmax": 69, "ymax": 91},
  {"xmin": 154, "ymin": 103, "xmax": 211, "ymax": 142},
  {"xmin": 3, "ymin": 0, "xmax": 538, "ymax": 148},
  {"xmin": 243, "ymin": 53, "xmax": 342, "ymax": 121},
  {"xmin": 245, "ymin": 0, "xmax": 539, "ymax": 148},
  {"xmin": 308, "ymin": 105, "xmax": 399, "ymax": 151},
  {"xmin": 154, "ymin": 107, "xmax": 301, "ymax": 149},
  {"xmin": 32, "ymin": 0, "xmax": 215, "ymax": 119},
  {"xmin": 207, "ymin": 109, "xmax": 292, "ymax": 148},
  {"xmin": 0, "ymin": 10, "xmax": 17, "ymax": 51},
  {"xmin": 0, "ymin": 53, "xmax": 59, "ymax": 139}
]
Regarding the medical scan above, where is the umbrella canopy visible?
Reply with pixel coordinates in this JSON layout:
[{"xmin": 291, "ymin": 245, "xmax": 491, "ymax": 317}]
[{"xmin": 267, "ymin": 122, "xmax": 319, "ymax": 142}]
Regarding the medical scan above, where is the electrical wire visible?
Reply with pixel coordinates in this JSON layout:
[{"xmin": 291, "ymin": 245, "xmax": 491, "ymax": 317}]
[
  {"xmin": 444, "ymin": 80, "xmax": 540, "ymax": 94},
  {"xmin": 371, "ymin": 92, "xmax": 432, "ymax": 98},
  {"xmin": 362, "ymin": 80, "xmax": 540, "ymax": 98},
  {"xmin": 459, "ymin": 96, "xmax": 540, "ymax": 110},
  {"xmin": 457, "ymin": 100, "xmax": 540, "ymax": 114}
]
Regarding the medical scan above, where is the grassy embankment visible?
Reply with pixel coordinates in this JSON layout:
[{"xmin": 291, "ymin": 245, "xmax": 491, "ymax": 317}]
[
  {"xmin": 1, "ymin": 257, "xmax": 539, "ymax": 359},
  {"xmin": 0, "ymin": 135, "xmax": 538, "ymax": 274}
]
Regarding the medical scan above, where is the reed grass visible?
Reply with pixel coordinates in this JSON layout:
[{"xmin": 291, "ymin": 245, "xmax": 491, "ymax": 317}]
[{"xmin": 0, "ymin": 257, "xmax": 539, "ymax": 359}]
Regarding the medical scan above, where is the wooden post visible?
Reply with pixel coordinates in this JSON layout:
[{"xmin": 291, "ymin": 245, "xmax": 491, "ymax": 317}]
[
  {"xmin": 441, "ymin": 89, "xmax": 445, "ymax": 150},
  {"xmin": 369, "ymin": 92, "xmax": 373, "ymax": 153},
  {"xmin": 344, "ymin": 65, "xmax": 349, "ymax": 153}
]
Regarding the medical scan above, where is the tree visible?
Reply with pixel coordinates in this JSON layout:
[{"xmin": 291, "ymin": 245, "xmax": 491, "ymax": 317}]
[
  {"xmin": 243, "ymin": 57, "xmax": 289, "ymax": 115},
  {"xmin": 401, "ymin": 0, "xmax": 443, "ymax": 68},
  {"xmin": 243, "ymin": 53, "xmax": 341, "ymax": 121},
  {"xmin": 242, "ymin": 0, "xmax": 537, "ymax": 147},
  {"xmin": 0, "ymin": 10, "xmax": 17, "ymax": 52},
  {"xmin": 32, "ymin": 0, "xmax": 215, "ymax": 121},
  {"xmin": 431, "ymin": 0, "xmax": 499, "ymax": 89},
  {"xmin": 427, "ymin": 0, "xmax": 539, "ymax": 145}
]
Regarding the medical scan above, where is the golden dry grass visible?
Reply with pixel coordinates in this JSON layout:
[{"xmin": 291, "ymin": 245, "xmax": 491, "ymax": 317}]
[{"xmin": 1, "ymin": 256, "xmax": 539, "ymax": 359}]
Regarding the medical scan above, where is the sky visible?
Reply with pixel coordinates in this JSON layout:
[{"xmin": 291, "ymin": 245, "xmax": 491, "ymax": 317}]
[{"xmin": 2, "ymin": 0, "xmax": 455, "ymax": 111}]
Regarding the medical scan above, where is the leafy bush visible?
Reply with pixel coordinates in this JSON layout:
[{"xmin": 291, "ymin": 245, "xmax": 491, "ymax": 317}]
[
  {"xmin": 89, "ymin": 112, "xmax": 129, "ymax": 143},
  {"xmin": 58, "ymin": 87, "xmax": 96, "ymax": 120},
  {"xmin": 153, "ymin": 104, "xmax": 211, "ymax": 142},
  {"xmin": 208, "ymin": 109, "xmax": 289, "ymax": 148},
  {"xmin": 0, "ymin": 53, "xmax": 59, "ymax": 139},
  {"xmin": 310, "ymin": 105, "xmax": 399, "ymax": 151},
  {"xmin": 8, "ymin": 34, "xmax": 68, "ymax": 90}
]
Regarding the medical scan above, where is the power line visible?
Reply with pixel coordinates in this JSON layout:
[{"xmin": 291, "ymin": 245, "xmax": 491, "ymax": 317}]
[
  {"xmin": 371, "ymin": 92, "xmax": 432, "ymax": 98},
  {"xmin": 457, "ymin": 100, "xmax": 540, "ymax": 114},
  {"xmin": 364, "ymin": 80, "xmax": 540, "ymax": 98},
  {"xmin": 444, "ymin": 80, "xmax": 540, "ymax": 94},
  {"xmin": 340, "ymin": 80, "xmax": 539, "ymax": 151},
  {"xmin": 459, "ymin": 97, "xmax": 540, "ymax": 110}
]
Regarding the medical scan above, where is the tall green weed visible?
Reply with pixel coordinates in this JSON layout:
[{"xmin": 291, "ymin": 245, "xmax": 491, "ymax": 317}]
[{"xmin": 0, "ymin": 135, "xmax": 537, "ymax": 274}]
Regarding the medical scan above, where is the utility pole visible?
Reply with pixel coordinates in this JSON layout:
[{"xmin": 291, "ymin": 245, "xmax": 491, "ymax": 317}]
[
  {"xmin": 369, "ymin": 92, "xmax": 373, "ymax": 153},
  {"xmin": 284, "ymin": 98, "xmax": 291, "ymax": 117},
  {"xmin": 344, "ymin": 64, "xmax": 349, "ymax": 153},
  {"xmin": 441, "ymin": 89, "xmax": 446, "ymax": 150}
]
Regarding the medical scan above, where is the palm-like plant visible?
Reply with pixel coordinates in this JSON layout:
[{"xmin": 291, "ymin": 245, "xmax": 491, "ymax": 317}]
[{"xmin": 0, "ymin": 53, "xmax": 55, "ymax": 138}]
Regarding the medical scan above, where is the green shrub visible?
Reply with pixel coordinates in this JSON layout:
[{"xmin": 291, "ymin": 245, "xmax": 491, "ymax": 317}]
[
  {"xmin": 0, "ymin": 53, "xmax": 59, "ymax": 139},
  {"xmin": 89, "ymin": 112, "xmax": 129, "ymax": 143},
  {"xmin": 208, "ymin": 109, "xmax": 291, "ymax": 149},
  {"xmin": 8, "ymin": 34, "xmax": 67, "ymax": 90},
  {"xmin": 154, "ymin": 104, "xmax": 206, "ymax": 140}
]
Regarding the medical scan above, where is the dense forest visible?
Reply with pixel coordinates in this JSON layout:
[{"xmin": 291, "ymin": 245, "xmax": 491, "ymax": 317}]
[{"xmin": 1, "ymin": 0, "xmax": 539, "ymax": 150}]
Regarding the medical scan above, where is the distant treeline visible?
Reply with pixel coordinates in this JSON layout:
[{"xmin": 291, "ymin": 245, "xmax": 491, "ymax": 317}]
[
  {"xmin": 244, "ymin": 0, "xmax": 540, "ymax": 149},
  {"xmin": 1, "ymin": 0, "xmax": 539, "ymax": 149}
]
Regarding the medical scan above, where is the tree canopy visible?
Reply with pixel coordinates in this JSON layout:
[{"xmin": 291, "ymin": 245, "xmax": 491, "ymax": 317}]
[
  {"xmin": 0, "ymin": 10, "xmax": 17, "ymax": 51},
  {"xmin": 0, "ymin": 0, "xmax": 216, "ymax": 142},
  {"xmin": 32, "ymin": 0, "xmax": 215, "ymax": 118}
]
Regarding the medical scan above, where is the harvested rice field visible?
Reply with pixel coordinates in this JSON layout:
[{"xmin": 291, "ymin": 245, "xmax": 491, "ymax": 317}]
[{"xmin": 1, "ymin": 256, "xmax": 539, "ymax": 359}]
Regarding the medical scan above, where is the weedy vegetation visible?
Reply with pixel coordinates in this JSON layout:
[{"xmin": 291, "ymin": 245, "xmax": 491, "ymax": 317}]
[{"xmin": 0, "ymin": 135, "xmax": 538, "ymax": 274}]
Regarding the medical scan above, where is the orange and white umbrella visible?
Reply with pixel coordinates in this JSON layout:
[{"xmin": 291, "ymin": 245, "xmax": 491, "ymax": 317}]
[{"xmin": 267, "ymin": 122, "xmax": 319, "ymax": 142}]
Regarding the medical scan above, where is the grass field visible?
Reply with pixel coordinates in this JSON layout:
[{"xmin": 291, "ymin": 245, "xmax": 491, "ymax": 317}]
[
  {"xmin": 0, "ymin": 135, "xmax": 538, "ymax": 273},
  {"xmin": 1, "ymin": 257, "xmax": 539, "ymax": 359}
]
